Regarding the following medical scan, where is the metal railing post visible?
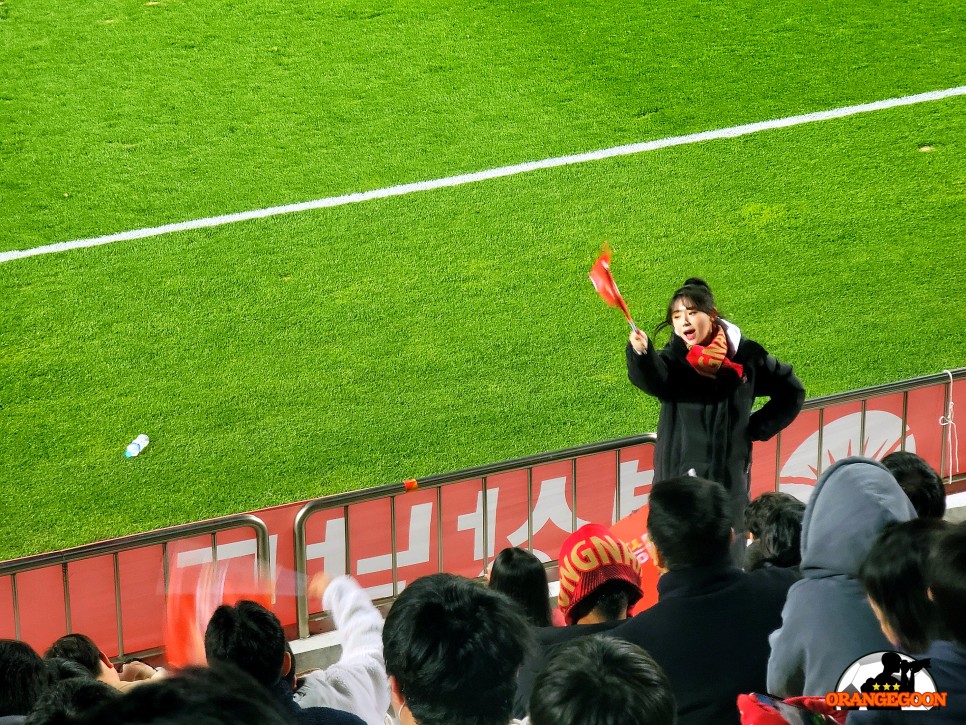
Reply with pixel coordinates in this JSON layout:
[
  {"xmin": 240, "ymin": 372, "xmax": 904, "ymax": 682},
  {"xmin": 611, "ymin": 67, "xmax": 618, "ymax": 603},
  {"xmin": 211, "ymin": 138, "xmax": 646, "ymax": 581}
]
[{"xmin": 0, "ymin": 513, "xmax": 271, "ymax": 656}]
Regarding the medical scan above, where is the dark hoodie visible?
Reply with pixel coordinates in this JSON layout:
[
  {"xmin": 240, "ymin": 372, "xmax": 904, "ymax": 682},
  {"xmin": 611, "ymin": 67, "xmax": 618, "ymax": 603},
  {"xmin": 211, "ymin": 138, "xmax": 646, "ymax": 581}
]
[{"xmin": 767, "ymin": 457, "xmax": 916, "ymax": 697}]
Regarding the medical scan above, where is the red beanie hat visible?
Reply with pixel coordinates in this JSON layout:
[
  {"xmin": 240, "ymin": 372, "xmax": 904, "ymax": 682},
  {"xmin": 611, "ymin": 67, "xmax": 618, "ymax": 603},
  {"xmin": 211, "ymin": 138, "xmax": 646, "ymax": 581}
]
[{"xmin": 557, "ymin": 523, "xmax": 643, "ymax": 625}]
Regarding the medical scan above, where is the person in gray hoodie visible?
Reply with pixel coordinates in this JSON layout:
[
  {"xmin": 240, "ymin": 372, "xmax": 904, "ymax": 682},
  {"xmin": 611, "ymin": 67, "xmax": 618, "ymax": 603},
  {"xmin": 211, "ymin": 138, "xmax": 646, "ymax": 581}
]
[{"xmin": 766, "ymin": 457, "xmax": 916, "ymax": 697}]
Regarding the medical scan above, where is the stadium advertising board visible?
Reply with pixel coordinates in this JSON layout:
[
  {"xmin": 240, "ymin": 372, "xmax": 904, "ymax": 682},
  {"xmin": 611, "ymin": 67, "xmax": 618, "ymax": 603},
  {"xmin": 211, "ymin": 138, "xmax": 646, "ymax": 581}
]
[{"xmin": 2, "ymin": 377, "xmax": 961, "ymax": 657}]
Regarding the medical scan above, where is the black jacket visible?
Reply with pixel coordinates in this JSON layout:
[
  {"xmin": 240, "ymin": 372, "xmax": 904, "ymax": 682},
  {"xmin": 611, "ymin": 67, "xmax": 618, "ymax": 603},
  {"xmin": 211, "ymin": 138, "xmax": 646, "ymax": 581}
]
[
  {"xmin": 626, "ymin": 328, "xmax": 804, "ymax": 522},
  {"xmin": 512, "ymin": 620, "xmax": 623, "ymax": 719},
  {"xmin": 608, "ymin": 561, "xmax": 793, "ymax": 725}
]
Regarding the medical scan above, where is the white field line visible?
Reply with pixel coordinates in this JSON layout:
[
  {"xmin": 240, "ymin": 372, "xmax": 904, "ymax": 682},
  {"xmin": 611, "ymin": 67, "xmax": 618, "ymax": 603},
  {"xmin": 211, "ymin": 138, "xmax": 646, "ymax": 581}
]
[{"xmin": 3, "ymin": 85, "xmax": 965, "ymax": 265}]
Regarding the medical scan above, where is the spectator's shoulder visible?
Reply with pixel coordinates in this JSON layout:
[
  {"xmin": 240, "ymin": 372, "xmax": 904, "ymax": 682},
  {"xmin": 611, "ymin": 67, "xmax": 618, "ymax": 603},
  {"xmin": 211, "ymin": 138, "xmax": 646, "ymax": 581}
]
[
  {"xmin": 747, "ymin": 565, "xmax": 801, "ymax": 593},
  {"xmin": 740, "ymin": 568, "xmax": 796, "ymax": 619},
  {"xmin": 735, "ymin": 335, "xmax": 768, "ymax": 361},
  {"xmin": 536, "ymin": 620, "xmax": 620, "ymax": 647}
]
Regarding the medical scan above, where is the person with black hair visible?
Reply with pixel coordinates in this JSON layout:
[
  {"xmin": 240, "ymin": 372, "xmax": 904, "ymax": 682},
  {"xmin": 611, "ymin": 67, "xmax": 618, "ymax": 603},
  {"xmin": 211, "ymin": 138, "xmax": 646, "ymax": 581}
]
[
  {"xmin": 512, "ymin": 524, "xmax": 644, "ymax": 718},
  {"xmin": 745, "ymin": 491, "xmax": 799, "ymax": 540},
  {"xmin": 382, "ymin": 573, "xmax": 533, "ymax": 725},
  {"xmin": 44, "ymin": 633, "xmax": 161, "ymax": 691},
  {"xmin": 43, "ymin": 658, "xmax": 95, "ymax": 684},
  {"xmin": 283, "ymin": 642, "xmax": 299, "ymax": 693},
  {"xmin": 744, "ymin": 491, "xmax": 804, "ymax": 573},
  {"xmin": 488, "ymin": 547, "xmax": 553, "ymax": 628},
  {"xmin": 528, "ymin": 636, "xmax": 676, "ymax": 725},
  {"xmin": 748, "ymin": 496, "xmax": 806, "ymax": 584},
  {"xmin": 627, "ymin": 277, "xmax": 805, "ymax": 564},
  {"xmin": 859, "ymin": 519, "xmax": 949, "ymax": 654},
  {"xmin": 923, "ymin": 522, "xmax": 966, "ymax": 717},
  {"xmin": 72, "ymin": 664, "xmax": 293, "ymax": 725},
  {"xmin": 758, "ymin": 499, "xmax": 805, "ymax": 568},
  {"xmin": 43, "ymin": 636, "xmax": 103, "ymax": 681},
  {"xmin": 0, "ymin": 639, "xmax": 47, "ymax": 723},
  {"xmin": 880, "ymin": 451, "xmax": 946, "ymax": 519},
  {"xmin": 930, "ymin": 523, "xmax": 966, "ymax": 645},
  {"xmin": 204, "ymin": 600, "xmax": 366, "ymax": 725},
  {"xmin": 609, "ymin": 476, "xmax": 793, "ymax": 725},
  {"xmin": 24, "ymin": 676, "xmax": 118, "ymax": 725},
  {"xmin": 847, "ymin": 521, "xmax": 966, "ymax": 723}
]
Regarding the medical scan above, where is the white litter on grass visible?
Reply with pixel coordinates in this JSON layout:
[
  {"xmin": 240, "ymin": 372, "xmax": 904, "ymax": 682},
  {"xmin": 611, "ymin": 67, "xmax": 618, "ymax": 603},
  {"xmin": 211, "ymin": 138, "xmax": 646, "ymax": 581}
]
[{"xmin": 2, "ymin": 84, "xmax": 964, "ymax": 265}]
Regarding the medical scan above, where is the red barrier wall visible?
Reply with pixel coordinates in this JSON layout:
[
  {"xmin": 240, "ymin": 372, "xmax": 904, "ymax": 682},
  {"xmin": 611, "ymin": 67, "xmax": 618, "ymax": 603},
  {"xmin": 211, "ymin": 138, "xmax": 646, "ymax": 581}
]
[{"xmin": 4, "ymin": 377, "xmax": 963, "ymax": 658}]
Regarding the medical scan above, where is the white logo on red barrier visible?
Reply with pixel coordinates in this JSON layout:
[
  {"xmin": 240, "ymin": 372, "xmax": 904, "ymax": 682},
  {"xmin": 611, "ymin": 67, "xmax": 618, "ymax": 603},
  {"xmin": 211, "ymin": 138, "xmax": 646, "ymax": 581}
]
[
  {"xmin": 356, "ymin": 502, "xmax": 434, "ymax": 596},
  {"xmin": 780, "ymin": 411, "xmax": 915, "ymax": 501},
  {"xmin": 618, "ymin": 459, "xmax": 652, "ymax": 520},
  {"xmin": 175, "ymin": 535, "xmax": 279, "ymax": 584},
  {"xmin": 508, "ymin": 477, "xmax": 589, "ymax": 562},
  {"xmin": 456, "ymin": 489, "xmax": 499, "ymax": 561},
  {"xmin": 306, "ymin": 517, "xmax": 348, "ymax": 577}
]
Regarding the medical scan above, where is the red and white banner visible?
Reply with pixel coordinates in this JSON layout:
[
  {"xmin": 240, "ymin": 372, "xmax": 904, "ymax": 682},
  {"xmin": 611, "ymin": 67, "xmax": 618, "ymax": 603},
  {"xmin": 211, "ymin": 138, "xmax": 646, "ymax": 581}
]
[{"xmin": 3, "ymin": 377, "xmax": 962, "ymax": 659}]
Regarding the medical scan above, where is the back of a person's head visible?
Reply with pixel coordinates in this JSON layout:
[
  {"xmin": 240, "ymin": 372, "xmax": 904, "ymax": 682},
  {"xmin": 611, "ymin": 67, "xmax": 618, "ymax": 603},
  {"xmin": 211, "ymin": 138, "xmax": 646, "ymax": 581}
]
[
  {"xmin": 204, "ymin": 600, "xmax": 285, "ymax": 688},
  {"xmin": 74, "ymin": 664, "xmax": 291, "ymax": 725},
  {"xmin": 528, "ymin": 636, "xmax": 676, "ymax": 725},
  {"xmin": 928, "ymin": 521, "xmax": 966, "ymax": 647},
  {"xmin": 557, "ymin": 524, "xmax": 642, "ymax": 625},
  {"xmin": 566, "ymin": 579, "xmax": 639, "ymax": 625},
  {"xmin": 647, "ymin": 476, "xmax": 731, "ymax": 569},
  {"xmin": 44, "ymin": 658, "xmax": 95, "ymax": 684},
  {"xmin": 24, "ymin": 677, "xmax": 118, "ymax": 725},
  {"xmin": 383, "ymin": 573, "xmax": 532, "ymax": 725},
  {"xmin": 489, "ymin": 546, "xmax": 552, "ymax": 628},
  {"xmin": 881, "ymin": 451, "xmax": 946, "ymax": 519},
  {"xmin": 758, "ymin": 498, "xmax": 806, "ymax": 569},
  {"xmin": 44, "ymin": 635, "xmax": 102, "ymax": 679},
  {"xmin": 0, "ymin": 639, "xmax": 47, "ymax": 717},
  {"xmin": 859, "ymin": 519, "xmax": 949, "ymax": 653},
  {"xmin": 744, "ymin": 491, "xmax": 800, "ymax": 539}
]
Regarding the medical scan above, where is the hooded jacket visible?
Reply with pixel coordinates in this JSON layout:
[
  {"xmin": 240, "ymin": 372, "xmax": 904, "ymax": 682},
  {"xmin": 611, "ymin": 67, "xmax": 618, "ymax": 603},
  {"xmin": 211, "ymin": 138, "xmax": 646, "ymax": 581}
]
[{"xmin": 767, "ymin": 457, "xmax": 916, "ymax": 697}]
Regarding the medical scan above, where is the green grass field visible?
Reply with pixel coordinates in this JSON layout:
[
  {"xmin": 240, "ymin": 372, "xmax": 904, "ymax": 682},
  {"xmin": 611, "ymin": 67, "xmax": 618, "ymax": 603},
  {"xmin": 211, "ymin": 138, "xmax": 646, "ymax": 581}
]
[{"xmin": 2, "ymin": 0, "xmax": 964, "ymax": 560}]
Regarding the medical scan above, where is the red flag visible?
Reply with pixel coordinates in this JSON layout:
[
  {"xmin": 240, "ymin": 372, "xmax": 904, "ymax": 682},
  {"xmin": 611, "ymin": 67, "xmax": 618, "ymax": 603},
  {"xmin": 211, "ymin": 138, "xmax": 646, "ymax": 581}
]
[
  {"xmin": 164, "ymin": 560, "xmax": 273, "ymax": 668},
  {"xmin": 589, "ymin": 245, "xmax": 635, "ymax": 328}
]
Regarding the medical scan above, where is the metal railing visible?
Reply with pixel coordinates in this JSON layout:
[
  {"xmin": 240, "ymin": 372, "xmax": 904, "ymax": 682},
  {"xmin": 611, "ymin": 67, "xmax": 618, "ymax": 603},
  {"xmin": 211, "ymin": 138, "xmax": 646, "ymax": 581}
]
[
  {"xmin": 783, "ymin": 368, "xmax": 964, "ymax": 485},
  {"xmin": 293, "ymin": 434, "xmax": 658, "ymax": 637},
  {"xmin": 0, "ymin": 513, "xmax": 271, "ymax": 659},
  {"xmin": 292, "ymin": 367, "xmax": 964, "ymax": 637},
  {"xmin": 2, "ymin": 368, "xmax": 961, "ymax": 650}
]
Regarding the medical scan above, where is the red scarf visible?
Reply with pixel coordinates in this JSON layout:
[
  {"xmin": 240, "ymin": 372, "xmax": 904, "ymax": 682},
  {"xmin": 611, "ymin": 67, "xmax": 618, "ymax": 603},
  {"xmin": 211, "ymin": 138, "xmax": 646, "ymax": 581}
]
[{"xmin": 685, "ymin": 324, "xmax": 744, "ymax": 379}]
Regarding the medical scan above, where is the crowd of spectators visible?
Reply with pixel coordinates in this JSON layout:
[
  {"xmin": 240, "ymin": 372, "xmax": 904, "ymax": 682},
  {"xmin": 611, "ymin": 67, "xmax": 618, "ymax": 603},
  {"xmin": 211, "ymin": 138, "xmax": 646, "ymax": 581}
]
[{"xmin": 1, "ymin": 453, "xmax": 962, "ymax": 725}]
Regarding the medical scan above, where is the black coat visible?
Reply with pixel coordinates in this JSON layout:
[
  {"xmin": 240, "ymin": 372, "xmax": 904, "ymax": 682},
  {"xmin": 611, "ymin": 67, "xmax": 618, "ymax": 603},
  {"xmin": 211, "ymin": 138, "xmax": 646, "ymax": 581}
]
[
  {"xmin": 626, "ymin": 330, "xmax": 804, "ymax": 532},
  {"xmin": 512, "ymin": 620, "xmax": 623, "ymax": 719},
  {"xmin": 608, "ymin": 561, "xmax": 793, "ymax": 725}
]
